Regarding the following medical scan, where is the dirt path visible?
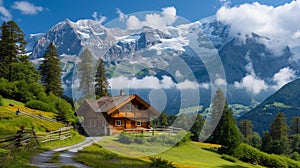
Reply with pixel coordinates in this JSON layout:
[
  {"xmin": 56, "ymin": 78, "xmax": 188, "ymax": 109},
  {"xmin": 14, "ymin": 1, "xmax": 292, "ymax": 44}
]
[{"xmin": 30, "ymin": 137, "xmax": 102, "ymax": 168}]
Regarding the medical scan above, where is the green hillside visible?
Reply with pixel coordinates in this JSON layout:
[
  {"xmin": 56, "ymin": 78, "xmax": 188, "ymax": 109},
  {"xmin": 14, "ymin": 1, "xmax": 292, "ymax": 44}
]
[
  {"xmin": 239, "ymin": 78, "xmax": 300, "ymax": 134},
  {"xmin": 0, "ymin": 98, "xmax": 64, "ymax": 136},
  {"xmin": 75, "ymin": 141, "xmax": 262, "ymax": 168}
]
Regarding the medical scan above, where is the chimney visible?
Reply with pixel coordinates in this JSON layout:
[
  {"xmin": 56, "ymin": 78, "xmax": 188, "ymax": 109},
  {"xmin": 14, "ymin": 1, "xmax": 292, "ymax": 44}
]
[{"xmin": 120, "ymin": 90, "xmax": 125, "ymax": 96}]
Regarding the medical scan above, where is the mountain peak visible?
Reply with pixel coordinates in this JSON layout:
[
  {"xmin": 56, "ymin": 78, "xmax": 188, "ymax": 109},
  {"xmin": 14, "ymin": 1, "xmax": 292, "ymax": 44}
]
[{"xmin": 65, "ymin": 18, "xmax": 73, "ymax": 24}]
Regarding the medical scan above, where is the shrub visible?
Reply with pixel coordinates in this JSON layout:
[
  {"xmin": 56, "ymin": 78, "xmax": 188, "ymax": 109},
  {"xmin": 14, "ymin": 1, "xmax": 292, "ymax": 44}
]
[
  {"xmin": 25, "ymin": 100, "xmax": 56, "ymax": 112},
  {"xmin": 221, "ymin": 154, "xmax": 236, "ymax": 163},
  {"xmin": 291, "ymin": 152, "xmax": 300, "ymax": 161},
  {"xmin": 102, "ymin": 153, "xmax": 118, "ymax": 160},
  {"xmin": 0, "ymin": 78, "xmax": 15, "ymax": 99},
  {"xmin": 0, "ymin": 95, "xmax": 3, "ymax": 106},
  {"xmin": 134, "ymin": 136, "xmax": 146, "ymax": 144},
  {"xmin": 15, "ymin": 80, "xmax": 34, "ymax": 102},
  {"xmin": 233, "ymin": 143, "xmax": 300, "ymax": 168},
  {"xmin": 0, "ymin": 78, "xmax": 45, "ymax": 103},
  {"xmin": 149, "ymin": 157, "xmax": 177, "ymax": 168},
  {"xmin": 118, "ymin": 132, "xmax": 133, "ymax": 144}
]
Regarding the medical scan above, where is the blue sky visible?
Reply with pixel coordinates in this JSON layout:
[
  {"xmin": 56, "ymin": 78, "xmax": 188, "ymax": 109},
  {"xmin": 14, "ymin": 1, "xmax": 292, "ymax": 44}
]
[{"xmin": 0, "ymin": 0, "xmax": 294, "ymax": 36}]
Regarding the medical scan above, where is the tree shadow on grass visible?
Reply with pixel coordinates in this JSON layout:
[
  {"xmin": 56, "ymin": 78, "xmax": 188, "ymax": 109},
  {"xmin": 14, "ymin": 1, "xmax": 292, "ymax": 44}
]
[
  {"xmin": 218, "ymin": 165, "xmax": 248, "ymax": 168},
  {"xmin": 202, "ymin": 147, "xmax": 219, "ymax": 154}
]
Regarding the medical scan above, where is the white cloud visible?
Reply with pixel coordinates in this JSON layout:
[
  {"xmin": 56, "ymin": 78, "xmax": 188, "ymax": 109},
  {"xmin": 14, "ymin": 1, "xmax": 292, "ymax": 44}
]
[
  {"xmin": 216, "ymin": 1, "xmax": 300, "ymax": 55},
  {"xmin": 0, "ymin": 6, "xmax": 12, "ymax": 20},
  {"xmin": 175, "ymin": 70, "xmax": 183, "ymax": 79},
  {"xmin": 127, "ymin": 15, "xmax": 143, "ymax": 30},
  {"xmin": 214, "ymin": 78, "xmax": 227, "ymax": 87},
  {"xmin": 92, "ymin": 12, "xmax": 97, "ymax": 20},
  {"xmin": 92, "ymin": 12, "xmax": 106, "ymax": 25},
  {"xmin": 12, "ymin": 1, "xmax": 43, "ymax": 15},
  {"xmin": 176, "ymin": 80, "xmax": 199, "ymax": 90},
  {"xmin": 234, "ymin": 51, "xmax": 269, "ymax": 95},
  {"xmin": 234, "ymin": 66, "xmax": 297, "ymax": 94},
  {"xmin": 109, "ymin": 75, "xmax": 202, "ymax": 90},
  {"xmin": 234, "ymin": 74, "xmax": 268, "ymax": 95},
  {"xmin": 0, "ymin": 0, "xmax": 12, "ymax": 21},
  {"xmin": 116, "ymin": 8, "xmax": 127, "ymax": 22},
  {"xmin": 293, "ymin": 31, "xmax": 300, "ymax": 39},
  {"xmin": 219, "ymin": 0, "xmax": 231, "ymax": 7},
  {"xmin": 126, "ymin": 6, "xmax": 177, "ymax": 30},
  {"xmin": 273, "ymin": 67, "xmax": 296, "ymax": 90},
  {"xmin": 199, "ymin": 82, "xmax": 210, "ymax": 89}
]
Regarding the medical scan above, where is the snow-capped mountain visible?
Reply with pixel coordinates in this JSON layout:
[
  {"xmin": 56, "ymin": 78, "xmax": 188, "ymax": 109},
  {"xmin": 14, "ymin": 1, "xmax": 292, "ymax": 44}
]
[
  {"xmin": 25, "ymin": 33, "xmax": 45, "ymax": 54},
  {"xmin": 26, "ymin": 16, "xmax": 300, "ymax": 109}
]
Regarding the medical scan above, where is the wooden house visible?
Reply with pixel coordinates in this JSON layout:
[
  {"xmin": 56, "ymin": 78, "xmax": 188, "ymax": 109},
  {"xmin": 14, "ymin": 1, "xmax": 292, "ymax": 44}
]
[{"xmin": 76, "ymin": 92, "xmax": 160, "ymax": 136}]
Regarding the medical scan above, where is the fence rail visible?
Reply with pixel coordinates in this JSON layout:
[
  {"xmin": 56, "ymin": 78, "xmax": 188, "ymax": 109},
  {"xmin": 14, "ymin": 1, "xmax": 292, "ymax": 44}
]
[
  {"xmin": 18, "ymin": 110, "xmax": 57, "ymax": 122},
  {"xmin": 38, "ymin": 126, "xmax": 73, "ymax": 143},
  {"xmin": 124, "ymin": 126, "xmax": 182, "ymax": 136},
  {"xmin": 0, "ymin": 126, "xmax": 73, "ymax": 149}
]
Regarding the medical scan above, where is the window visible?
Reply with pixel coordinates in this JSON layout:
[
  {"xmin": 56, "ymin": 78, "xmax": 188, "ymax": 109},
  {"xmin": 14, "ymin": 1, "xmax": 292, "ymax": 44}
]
[
  {"xmin": 136, "ymin": 121, "xmax": 142, "ymax": 126},
  {"xmin": 125, "ymin": 104, "xmax": 131, "ymax": 111},
  {"xmin": 133, "ymin": 104, "xmax": 139, "ymax": 111},
  {"xmin": 116, "ymin": 120, "xmax": 122, "ymax": 126}
]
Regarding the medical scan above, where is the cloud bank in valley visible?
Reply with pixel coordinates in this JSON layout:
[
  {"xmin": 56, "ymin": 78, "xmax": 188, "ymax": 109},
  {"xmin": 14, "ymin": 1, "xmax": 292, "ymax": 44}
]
[
  {"xmin": 108, "ymin": 75, "xmax": 208, "ymax": 90},
  {"xmin": 234, "ymin": 66, "xmax": 296, "ymax": 95},
  {"xmin": 273, "ymin": 67, "xmax": 296, "ymax": 90}
]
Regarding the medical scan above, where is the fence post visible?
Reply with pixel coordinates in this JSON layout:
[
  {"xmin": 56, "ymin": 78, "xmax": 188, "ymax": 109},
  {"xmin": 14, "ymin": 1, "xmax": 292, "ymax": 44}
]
[
  {"xmin": 31, "ymin": 126, "xmax": 40, "ymax": 147},
  {"xmin": 59, "ymin": 128, "xmax": 61, "ymax": 140}
]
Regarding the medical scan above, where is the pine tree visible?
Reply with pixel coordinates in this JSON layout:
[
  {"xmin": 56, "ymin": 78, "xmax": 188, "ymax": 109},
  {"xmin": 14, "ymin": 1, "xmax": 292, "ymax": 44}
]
[
  {"xmin": 291, "ymin": 116, "xmax": 300, "ymax": 135},
  {"xmin": 206, "ymin": 89, "xmax": 226, "ymax": 142},
  {"xmin": 77, "ymin": 48, "xmax": 95, "ymax": 99},
  {"xmin": 207, "ymin": 89, "xmax": 241, "ymax": 154},
  {"xmin": 211, "ymin": 89, "xmax": 226, "ymax": 125},
  {"xmin": 0, "ymin": 21, "xmax": 9, "ymax": 78},
  {"xmin": 247, "ymin": 132, "xmax": 261, "ymax": 149},
  {"xmin": 11, "ymin": 55, "xmax": 40, "ymax": 83},
  {"xmin": 239, "ymin": 120, "xmax": 254, "ymax": 138},
  {"xmin": 95, "ymin": 57, "xmax": 109, "ymax": 98},
  {"xmin": 190, "ymin": 113, "xmax": 205, "ymax": 141},
  {"xmin": 217, "ymin": 104, "xmax": 242, "ymax": 154},
  {"xmin": 39, "ymin": 43, "xmax": 63, "ymax": 97},
  {"xmin": 261, "ymin": 131, "xmax": 272, "ymax": 153},
  {"xmin": 174, "ymin": 113, "xmax": 193, "ymax": 130},
  {"xmin": 270, "ymin": 112, "xmax": 289, "ymax": 141},
  {"xmin": 159, "ymin": 111, "xmax": 169, "ymax": 127},
  {"xmin": 0, "ymin": 21, "xmax": 26, "ymax": 81}
]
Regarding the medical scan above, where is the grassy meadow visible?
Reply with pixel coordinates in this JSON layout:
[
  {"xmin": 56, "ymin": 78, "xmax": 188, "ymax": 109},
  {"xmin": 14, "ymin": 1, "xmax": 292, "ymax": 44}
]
[
  {"xmin": 0, "ymin": 98, "xmax": 85, "ymax": 167},
  {"xmin": 75, "ymin": 135, "xmax": 263, "ymax": 168}
]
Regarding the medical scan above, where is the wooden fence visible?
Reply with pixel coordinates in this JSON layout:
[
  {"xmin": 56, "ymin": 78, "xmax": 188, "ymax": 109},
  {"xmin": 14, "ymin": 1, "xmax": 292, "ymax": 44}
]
[
  {"xmin": 0, "ymin": 126, "xmax": 73, "ymax": 149},
  {"xmin": 124, "ymin": 126, "xmax": 182, "ymax": 136},
  {"xmin": 18, "ymin": 110, "xmax": 57, "ymax": 122},
  {"xmin": 0, "ymin": 128, "xmax": 39, "ymax": 149},
  {"xmin": 38, "ymin": 126, "xmax": 73, "ymax": 143}
]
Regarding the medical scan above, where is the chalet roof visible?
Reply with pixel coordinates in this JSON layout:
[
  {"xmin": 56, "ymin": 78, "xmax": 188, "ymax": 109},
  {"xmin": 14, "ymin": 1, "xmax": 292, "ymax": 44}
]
[
  {"xmin": 85, "ymin": 99, "xmax": 99, "ymax": 112},
  {"xmin": 95, "ymin": 94, "xmax": 160, "ymax": 116},
  {"xmin": 97, "ymin": 95, "xmax": 132, "ymax": 113}
]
